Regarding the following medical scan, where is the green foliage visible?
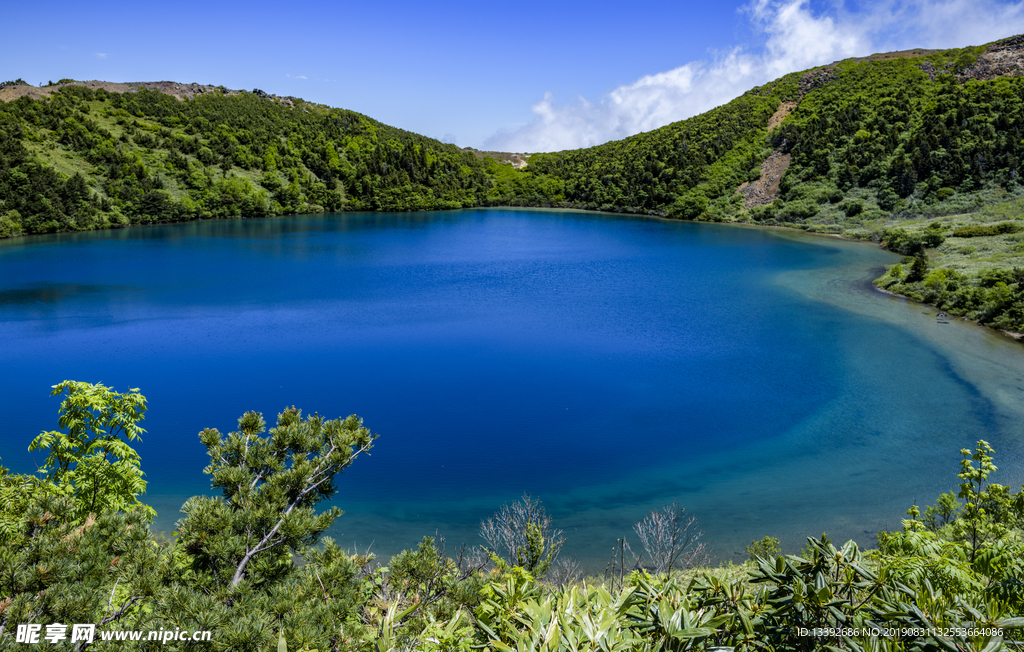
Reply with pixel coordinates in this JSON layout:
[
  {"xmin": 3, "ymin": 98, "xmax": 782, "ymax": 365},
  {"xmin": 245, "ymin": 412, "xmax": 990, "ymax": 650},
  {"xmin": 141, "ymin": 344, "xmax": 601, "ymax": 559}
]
[
  {"xmin": 4, "ymin": 386, "xmax": 1024, "ymax": 649},
  {"xmin": 778, "ymin": 198, "xmax": 820, "ymax": 220},
  {"xmin": 878, "ymin": 237, "xmax": 1024, "ymax": 332},
  {"xmin": 952, "ymin": 221, "xmax": 1024, "ymax": 237},
  {"xmin": 884, "ymin": 440, "xmax": 1024, "ymax": 604},
  {"xmin": 365, "ymin": 535, "xmax": 488, "ymax": 637},
  {"xmin": 877, "ymin": 187, "xmax": 900, "ymax": 211},
  {"xmin": 472, "ymin": 531, "xmax": 1024, "ymax": 651},
  {"xmin": 0, "ymin": 465, "xmax": 53, "ymax": 543},
  {"xmin": 667, "ymin": 192, "xmax": 708, "ymax": 219},
  {"xmin": 0, "ymin": 85, "xmax": 496, "ymax": 236},
  {"xmin": 956, "ymin": 440, "xmax": 1009, "ymax": 561},
  {"xmin": 28, "ymin": 380, "xmax": 153, "ymax": 520},
  {"xmin": 882, "ymin": 225, "xmax": 945, "ymax": 254},
  {"xmin": 0, "ymin": 493, "xmax": 168, "ymax": 642},
  {"xmin": 481, "ymin": 493, "xmax": 565, "ymax": 577},
  {"xmin": 906, "ymin": 254, "xmax": 929, "ymax": 282},
  {"xmin": 840, "ymin": 198, "xmax": 863, "ymax": 216},
  {"xmin": 922, "ymin": 490, "xmax": 961, "ymax": 531},
  {"xmin": 175, "ymin": 407, "xmax": 376, "ymax": 590},
  {"xmin": 746, "ymin": 535, "xmax": 781, "ymax": 561},
  {"xmin": 877, "ymin": 527, "xmax": 980, "ymax": 595}
]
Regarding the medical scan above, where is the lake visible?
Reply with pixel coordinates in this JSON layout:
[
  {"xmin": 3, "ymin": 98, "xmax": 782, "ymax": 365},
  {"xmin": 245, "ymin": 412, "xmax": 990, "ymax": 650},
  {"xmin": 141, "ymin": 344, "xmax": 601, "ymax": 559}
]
[{"xmin": 2, "ymin": 208, "xmax": 1023, "ymax": 568}]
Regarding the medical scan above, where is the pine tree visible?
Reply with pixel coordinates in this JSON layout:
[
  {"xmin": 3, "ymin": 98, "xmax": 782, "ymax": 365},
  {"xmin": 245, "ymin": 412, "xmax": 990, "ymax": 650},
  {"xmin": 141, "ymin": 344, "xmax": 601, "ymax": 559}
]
[{"xmin": 175, "ymin": 407, "xmax": 376, "ymax": 590}]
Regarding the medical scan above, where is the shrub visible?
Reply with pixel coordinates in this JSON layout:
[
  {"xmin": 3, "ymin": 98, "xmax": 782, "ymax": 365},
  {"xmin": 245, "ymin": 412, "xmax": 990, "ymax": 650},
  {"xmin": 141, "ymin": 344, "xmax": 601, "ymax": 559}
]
[
  {"xmin": 978, "ymin": 268, "xmax": 1017, "ymax": 287},
  {"xmin": 922, "ymin": 224, "xmax": 946, "ymax": 248},
  {"xmin": 778, "ymin": 198, "xmax": 819, "ymax": 220},
  {"xmin": 952, "ymin": 222, "xmax": 1023, "ymax": 237},
  {"xmin": 883, "ymin": 228, "xmax": 923, "ymax": 255},
  {"xmin": 840, "ymin": 199, "xmax": 864, "ymax": 217},
  {"xmin": 746, "ymin": 535, "xmax": 781, "ymax": 561},
  {"xmin": 633, "ymin": 501, "xmax": 709, "ymax": 576},
  {"xmin": 481, "ymin": 494, "xmax": 564, "ymax": 577},
  {"xmin": 668, "ymin": 192, "xmax": 708, "ymax": 220},
  {"xmin": 877, "ymin": 188, "xmax": 900, "ymax": 211}
]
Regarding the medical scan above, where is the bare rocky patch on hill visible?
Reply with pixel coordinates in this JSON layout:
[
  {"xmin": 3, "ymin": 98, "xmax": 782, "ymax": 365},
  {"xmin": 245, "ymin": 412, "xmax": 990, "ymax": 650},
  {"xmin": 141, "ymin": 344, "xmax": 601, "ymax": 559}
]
[
  {"xmin": 463, "ymin": 148, "xmax": 531, "ymax": 169},
  {"xmin": 735, "ymin": 101, "xmax": 796, "ymax": 208},
  {"xmin": 736, "ymin": 150, "xmax": 791, "ymax": 208},
  {"xmin": 959, "ymin": 35, "xmax": 1024, "ymax": 81},
  {"xmin": 768, "ymin": 101, "xmax": 797, "ymax": 130}
]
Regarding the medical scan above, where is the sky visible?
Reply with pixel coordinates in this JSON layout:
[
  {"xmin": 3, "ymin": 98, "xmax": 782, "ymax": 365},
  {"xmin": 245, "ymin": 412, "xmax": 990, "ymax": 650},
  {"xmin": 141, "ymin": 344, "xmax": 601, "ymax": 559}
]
[{"xmin": 4, "ymin": 0, "xmax": 1024, "ymax": 152}]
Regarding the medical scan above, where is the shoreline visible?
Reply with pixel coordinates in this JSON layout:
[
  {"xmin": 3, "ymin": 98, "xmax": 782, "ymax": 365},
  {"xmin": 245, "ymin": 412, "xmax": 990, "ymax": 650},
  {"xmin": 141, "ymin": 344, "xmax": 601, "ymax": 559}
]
[
  {"xmin": 0, "ymin": 203, "xmax": 860, "ymax": 243},
  {"xmin": 871, "ymin": 284, "xmax": 1024, "ymax": 342},
  {"xmin": 3, "ymin": 204, "xmax": 1022, "ymax": 343}
]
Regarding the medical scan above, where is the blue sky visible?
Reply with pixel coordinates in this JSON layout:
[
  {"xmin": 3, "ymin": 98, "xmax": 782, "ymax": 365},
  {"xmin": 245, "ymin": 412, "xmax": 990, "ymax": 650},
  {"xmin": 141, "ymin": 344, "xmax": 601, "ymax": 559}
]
[{"xmin": 4, "ymin": 0, "xmax": 1024, "ymax": 151}]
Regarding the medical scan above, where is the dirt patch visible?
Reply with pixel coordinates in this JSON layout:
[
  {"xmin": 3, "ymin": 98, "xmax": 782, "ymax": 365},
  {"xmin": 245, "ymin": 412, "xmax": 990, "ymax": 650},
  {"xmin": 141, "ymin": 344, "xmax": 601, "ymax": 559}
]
[
  {"xmin": 734, "ymin": 101, "xmax": 797, "ymax": 206},
  {"xmin": 768, "ymin": 101, "xmax": 797, "ymax": 131},
  {"xmin": 463, "ymin": 148, "xmax": 531, "ymax": 169},
  {"xmin": 736, "ymin": 149, "xmax": 791, "ymax": 208}
]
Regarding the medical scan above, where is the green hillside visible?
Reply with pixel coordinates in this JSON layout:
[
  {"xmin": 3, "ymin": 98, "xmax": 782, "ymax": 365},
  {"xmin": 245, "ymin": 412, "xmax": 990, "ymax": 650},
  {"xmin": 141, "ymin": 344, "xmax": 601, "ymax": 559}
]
[{"xmin": 4, "ymin": 35, "xmax": 1024, "ymax": 331}]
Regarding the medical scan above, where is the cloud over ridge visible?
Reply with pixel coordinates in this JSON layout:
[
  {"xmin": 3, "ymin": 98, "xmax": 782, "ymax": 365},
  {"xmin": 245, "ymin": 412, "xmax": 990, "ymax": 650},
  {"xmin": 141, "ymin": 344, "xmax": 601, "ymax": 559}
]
[{"xmin": 485, "ymin": 0, "xmax": 1024, "ymax": 153}]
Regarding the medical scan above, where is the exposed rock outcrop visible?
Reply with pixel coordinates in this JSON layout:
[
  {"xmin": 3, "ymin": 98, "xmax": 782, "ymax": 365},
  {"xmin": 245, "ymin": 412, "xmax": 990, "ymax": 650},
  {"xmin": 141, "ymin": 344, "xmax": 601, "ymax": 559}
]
[
  {"xmin": 463, "ymin": 148, "xmax": 531, "ymax": 169},
  {"xmin": 799, "ymin": 67, "xmax": 837, "ymax": 95},
  {"xmin": 959, "ymin": 35, "xmax": 1024, "ymax": 81},
  {"xmin": 736, "ymin": 149, "xmax": 792, "ymax": 208}
]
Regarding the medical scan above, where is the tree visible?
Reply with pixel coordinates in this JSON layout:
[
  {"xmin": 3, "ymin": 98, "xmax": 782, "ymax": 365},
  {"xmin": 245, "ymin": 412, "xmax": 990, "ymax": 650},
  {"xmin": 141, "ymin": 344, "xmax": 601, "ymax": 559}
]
[
  {"xmin": 907, "ymin": 254, "xmax": 929, "ymax": 283},
  {"xmin": 956, "ymin": 439, "xmax": 1007, "ymax": 561},
  {"xmin": 746, "ymin": 535, "xmax": 781, "ymax": 561},
  {"xmin": 922, "ymin": 491, "xmax": 961, "ymax": 532},
  {"xmin": 0, "ymin": 494, "xmax": 165, "ymax": 645},
  {"xmin": 633, "ymin": 500, "xmax": 709, "ymax": 576},
  {"xmin": 364, "ymin": 535, "xmax": 488, "ymax": 634},
  {"xmin": 28, "ymin": 380, "xmax": 152, "ymax": 520},
  {"xmin": 175, "ymin": 407, "xmax": 376, "ymax": 589},
  {"xmin": 0, "ymin": 464, "xmax": 51, "ymax": 543},
  {"xmin": 480, "ymin": 493, "xmax": 564, "ymax": 577}
]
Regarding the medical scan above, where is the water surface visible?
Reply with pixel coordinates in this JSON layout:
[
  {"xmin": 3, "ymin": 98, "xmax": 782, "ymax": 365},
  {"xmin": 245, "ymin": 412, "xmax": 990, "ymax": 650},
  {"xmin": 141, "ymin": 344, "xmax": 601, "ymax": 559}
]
[{"xmin": 2, "ymin": 209, "xmax": 1022, "ymax": 567}]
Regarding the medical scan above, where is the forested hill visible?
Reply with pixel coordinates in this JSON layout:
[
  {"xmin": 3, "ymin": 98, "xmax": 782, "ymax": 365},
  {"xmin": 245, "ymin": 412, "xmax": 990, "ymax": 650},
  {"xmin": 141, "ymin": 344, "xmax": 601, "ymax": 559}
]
[
  {"xmin": 4, "ymin": 34, "xmax": 1024, "ymax": 330},
  {"xmin": 0, "ymin": 79, "xmax": 500, "ymax": 232}
]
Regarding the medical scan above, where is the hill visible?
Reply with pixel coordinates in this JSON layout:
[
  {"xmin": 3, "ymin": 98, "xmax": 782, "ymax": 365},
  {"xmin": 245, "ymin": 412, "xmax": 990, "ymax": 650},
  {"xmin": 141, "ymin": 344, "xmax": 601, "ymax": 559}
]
[{"xmin": 3, "ymin": 35, "xmax": 1024, "ymax": 331}]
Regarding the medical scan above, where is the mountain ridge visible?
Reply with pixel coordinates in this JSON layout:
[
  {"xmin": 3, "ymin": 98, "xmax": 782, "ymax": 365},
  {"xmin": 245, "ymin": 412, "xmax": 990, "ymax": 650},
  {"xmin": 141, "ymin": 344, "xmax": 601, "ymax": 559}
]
[{"xmin": 0, "ymin": 79, "xmax": 307, "ymax": 107}]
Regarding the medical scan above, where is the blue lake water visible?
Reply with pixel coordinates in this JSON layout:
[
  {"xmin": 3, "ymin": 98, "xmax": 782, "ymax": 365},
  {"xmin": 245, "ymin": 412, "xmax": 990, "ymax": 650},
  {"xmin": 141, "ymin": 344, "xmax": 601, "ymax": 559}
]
[{"xmin": 2, "ymin": 208, "xmax": 1023, "ymax": 568}]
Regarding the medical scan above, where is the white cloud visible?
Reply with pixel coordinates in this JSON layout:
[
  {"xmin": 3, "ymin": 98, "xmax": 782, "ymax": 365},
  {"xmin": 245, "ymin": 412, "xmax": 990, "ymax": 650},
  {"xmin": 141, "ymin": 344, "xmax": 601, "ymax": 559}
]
[
  {"xmin": 866, "ymin": 0, "xmax": 1024, "ymax": 50},
  {"xmin": 95, "ymin": 53, "xmax": 107, "ymax": 59},
  {"xmin": 485, "ymin": 0, "xmax": 1024, "ymax": 153}
]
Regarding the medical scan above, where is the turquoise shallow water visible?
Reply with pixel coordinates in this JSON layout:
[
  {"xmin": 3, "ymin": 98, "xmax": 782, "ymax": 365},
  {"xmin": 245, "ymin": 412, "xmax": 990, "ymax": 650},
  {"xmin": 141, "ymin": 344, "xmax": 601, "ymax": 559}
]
[{"xmin": 1, "ymin": 209, "xmax": 1022, "ymax": 568}]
